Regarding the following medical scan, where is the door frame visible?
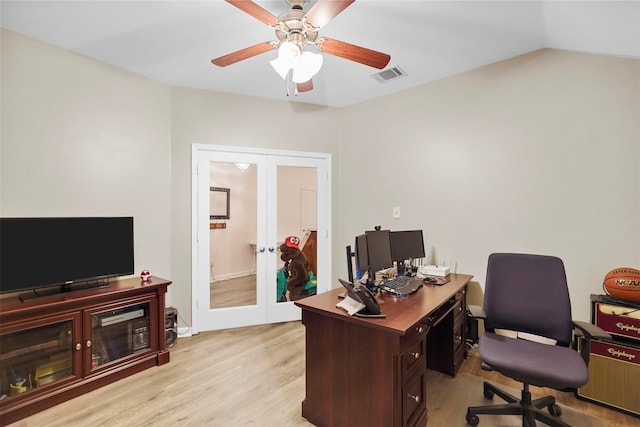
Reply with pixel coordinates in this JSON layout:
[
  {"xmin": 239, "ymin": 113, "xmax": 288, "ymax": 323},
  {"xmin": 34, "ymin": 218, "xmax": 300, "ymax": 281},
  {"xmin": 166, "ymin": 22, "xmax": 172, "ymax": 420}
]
[{"xmin": 191, "ymin": 144, "xmax": 332, "ymax": 334}]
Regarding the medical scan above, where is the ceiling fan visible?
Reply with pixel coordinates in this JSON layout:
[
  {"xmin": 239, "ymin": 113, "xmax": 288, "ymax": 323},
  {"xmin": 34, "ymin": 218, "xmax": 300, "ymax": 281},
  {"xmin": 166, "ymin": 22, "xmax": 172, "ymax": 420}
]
[{"xmin": 211, "ymin": 0, "xmax": 391, "ymax": 93}]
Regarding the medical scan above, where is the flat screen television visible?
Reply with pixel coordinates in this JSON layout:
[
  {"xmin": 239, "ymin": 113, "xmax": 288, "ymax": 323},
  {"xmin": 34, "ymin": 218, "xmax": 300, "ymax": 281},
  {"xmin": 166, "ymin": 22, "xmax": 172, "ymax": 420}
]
[{"xmin": 1, "ymin": 217, "xmax": 134, "ymax": 298}]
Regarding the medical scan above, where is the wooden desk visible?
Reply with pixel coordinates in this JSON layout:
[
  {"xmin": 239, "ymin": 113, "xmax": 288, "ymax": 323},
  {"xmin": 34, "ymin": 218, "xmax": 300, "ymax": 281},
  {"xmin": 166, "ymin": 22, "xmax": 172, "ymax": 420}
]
[{"xmin": 295, "ymin": 273, "xmax": 473, "ymax": 427}]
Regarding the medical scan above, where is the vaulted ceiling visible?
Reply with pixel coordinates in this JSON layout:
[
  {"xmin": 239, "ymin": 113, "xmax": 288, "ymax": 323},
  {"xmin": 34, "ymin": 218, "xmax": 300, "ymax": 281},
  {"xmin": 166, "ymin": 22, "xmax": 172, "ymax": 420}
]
[{"xmin": 2, "ymin": 1, "xmax": 638, "ymax": 107}]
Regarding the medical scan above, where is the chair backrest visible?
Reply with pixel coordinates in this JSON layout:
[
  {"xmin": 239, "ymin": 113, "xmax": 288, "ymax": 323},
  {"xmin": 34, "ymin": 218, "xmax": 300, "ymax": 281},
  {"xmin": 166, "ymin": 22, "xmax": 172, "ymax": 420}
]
[{"xmin": 483, "ymin": 253, "xmax": 573, "ymax": 347}]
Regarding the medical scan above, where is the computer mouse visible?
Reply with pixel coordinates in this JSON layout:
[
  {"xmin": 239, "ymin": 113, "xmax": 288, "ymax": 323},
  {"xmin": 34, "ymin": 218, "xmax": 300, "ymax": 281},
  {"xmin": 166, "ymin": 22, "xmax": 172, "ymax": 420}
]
[{"xmin": 423, "ymin": 277, "xmax": 437, "ymax": 283}]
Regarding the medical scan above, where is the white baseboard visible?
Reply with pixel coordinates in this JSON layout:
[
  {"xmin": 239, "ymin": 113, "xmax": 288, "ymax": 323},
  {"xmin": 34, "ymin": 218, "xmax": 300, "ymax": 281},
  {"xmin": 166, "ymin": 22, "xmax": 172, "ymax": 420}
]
[
  {"xmin": 178, "ymin": 326, "xmax": 191, "ymax": 338},
  {"xmin": 211, "ymin": 270, "xmax": 255, "ymax": 282}
]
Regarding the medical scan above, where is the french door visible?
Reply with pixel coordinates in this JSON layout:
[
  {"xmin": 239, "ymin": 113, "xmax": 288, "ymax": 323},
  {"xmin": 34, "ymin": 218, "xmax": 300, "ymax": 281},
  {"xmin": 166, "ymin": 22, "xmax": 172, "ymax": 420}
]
[{"xmin": 192, "ymin": 145, "xmax": 331, "ymax": 332}]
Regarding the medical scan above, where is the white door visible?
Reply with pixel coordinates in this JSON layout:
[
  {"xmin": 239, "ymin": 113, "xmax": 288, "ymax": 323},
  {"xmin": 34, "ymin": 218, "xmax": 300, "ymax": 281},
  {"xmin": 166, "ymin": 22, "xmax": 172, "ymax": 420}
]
[{"xmin": 192, "ymin": 145, "xmax": 331, "ymax": 332}]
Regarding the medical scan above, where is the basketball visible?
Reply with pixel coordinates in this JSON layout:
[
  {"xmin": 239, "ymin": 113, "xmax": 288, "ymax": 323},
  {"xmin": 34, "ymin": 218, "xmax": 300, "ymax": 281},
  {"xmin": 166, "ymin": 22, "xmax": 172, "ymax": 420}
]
[{"xmin": 603, "ymin": 267, "xmax": 640, "ymax": 302}]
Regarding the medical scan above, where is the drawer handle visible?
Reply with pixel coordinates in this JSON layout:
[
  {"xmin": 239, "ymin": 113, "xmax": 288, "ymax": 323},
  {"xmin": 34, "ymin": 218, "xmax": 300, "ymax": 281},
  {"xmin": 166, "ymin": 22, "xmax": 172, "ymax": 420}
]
[
  {"xmin": 457, "ymin": 306, "xmax": 463, "ymax": 312},
  {"xmin": 410, "ymin": 351, "xmax": 420, "ymax": 360},
  {"xmin": 416, "ymin": 326, "xmax": 425, "ymax": 334},
  {"xmin": 86, "ymin": 340, "xmax": 92, "ymax": 348},
  {"xmin": 455, "ymin": 335, "xmax": 462, "ymax": 342},
  {"xmin": 408, "ymin": 393, "xmax": 420, "ymax": 403},
  {"xmin": 75, "ymin": 342, "xmax": 82, "ymax": 351}
]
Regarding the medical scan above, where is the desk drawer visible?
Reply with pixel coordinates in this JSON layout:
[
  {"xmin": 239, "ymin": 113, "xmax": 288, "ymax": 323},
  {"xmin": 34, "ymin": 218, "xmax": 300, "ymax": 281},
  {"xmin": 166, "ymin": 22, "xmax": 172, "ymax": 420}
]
[
  {"xmin": 453, "ymin": 300, "xmax": 464, "ymax": 330},
  {"xmin": 402, "ymin": 338, "xmax": 426, "ymax": 377},
  {"xmin": 403, "ymin": 321, "xmax": 430, "ymax": 349},
  {"xmin": 402, "ymin": 370, "xmax": 426, "ymax": 427},
  {"xmin": 453, "ymin": 333, "xmax": 466, "ymax": 373}
]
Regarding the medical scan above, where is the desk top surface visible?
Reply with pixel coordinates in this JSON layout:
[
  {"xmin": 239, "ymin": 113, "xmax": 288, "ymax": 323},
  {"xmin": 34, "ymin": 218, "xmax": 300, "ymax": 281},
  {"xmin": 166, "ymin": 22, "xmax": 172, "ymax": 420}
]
[{"xmin": 295, "ymin": 273, "xmax": 472, "ymax": 336}]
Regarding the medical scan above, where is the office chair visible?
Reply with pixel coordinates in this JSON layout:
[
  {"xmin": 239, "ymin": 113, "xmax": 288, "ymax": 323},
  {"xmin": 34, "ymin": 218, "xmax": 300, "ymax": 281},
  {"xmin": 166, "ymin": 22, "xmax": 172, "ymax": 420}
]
[{"xmin": 466, "ymin": 253, "xmax": 610, "ymax": 427}]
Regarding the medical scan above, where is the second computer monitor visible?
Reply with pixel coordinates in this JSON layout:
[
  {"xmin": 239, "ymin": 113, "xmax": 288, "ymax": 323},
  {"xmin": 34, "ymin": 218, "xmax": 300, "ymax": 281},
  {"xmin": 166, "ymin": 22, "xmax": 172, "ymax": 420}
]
[{"xmin": 390, "ymin": 230, "xmax": 425, "ymax": 275}]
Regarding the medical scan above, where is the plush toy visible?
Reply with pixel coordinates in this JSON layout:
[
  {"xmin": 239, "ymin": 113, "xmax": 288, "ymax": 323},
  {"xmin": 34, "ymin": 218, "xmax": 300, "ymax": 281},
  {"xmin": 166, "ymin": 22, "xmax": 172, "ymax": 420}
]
[{"xmin": 277, "ymin": 236, "xmax": 316, "ymax": 302}]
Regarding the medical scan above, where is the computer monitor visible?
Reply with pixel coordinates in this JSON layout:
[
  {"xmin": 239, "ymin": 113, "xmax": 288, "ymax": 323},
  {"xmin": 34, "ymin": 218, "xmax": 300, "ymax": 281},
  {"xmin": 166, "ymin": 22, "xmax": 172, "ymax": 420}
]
[
  {"xmin": 345, "ymin": 245, "xmax": 355, "ymax": 283},
  {"xmin": 365, "ymin": 229, "xmax": 393, "ymax": 277},
  {"xmin": 354, "ymin": 234, "xmax": 369, "ymax": 280},
  {"xmin": 390, "ymin": 230, "xmax": 425, "ymax": 276}
]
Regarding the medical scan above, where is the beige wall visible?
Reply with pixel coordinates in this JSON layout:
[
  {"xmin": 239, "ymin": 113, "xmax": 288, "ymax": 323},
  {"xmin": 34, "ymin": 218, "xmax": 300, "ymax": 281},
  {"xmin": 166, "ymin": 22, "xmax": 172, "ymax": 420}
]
[
  {"xmin": 2, "ymin": 28, "xmax": 639, "ymax": 324},
  {"xmin": 1, "ymin": 29, "xmax": 173, "ymax": 282},
  {"xmin": 339, "ymin": 49, "xmax": 640, "ymax": 320}
]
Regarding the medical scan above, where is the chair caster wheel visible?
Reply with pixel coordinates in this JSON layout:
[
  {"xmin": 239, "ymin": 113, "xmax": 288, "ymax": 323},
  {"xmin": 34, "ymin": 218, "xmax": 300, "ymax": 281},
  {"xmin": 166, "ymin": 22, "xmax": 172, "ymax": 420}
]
[
  {"xmin": 466, "ymin": 412, "xmax": 480, "ymax": 426},
  {"xmin": 548, "ymin": 403, "xmax": 562, "ymax": 417}
]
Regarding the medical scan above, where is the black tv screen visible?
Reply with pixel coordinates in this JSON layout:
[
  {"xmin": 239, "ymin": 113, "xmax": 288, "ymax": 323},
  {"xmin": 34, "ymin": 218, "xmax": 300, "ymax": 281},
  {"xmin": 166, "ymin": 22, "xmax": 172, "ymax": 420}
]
[{"xmin": 0, "ymin": 217, "xmax": 134, "ymax": 294}]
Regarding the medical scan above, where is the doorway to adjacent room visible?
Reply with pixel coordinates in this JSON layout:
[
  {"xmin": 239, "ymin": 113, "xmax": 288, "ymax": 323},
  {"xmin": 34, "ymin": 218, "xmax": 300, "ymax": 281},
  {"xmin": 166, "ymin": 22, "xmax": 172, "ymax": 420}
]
[{"xmin": 191, "ymin": 145, "xmax": 331, "ymax": 332}]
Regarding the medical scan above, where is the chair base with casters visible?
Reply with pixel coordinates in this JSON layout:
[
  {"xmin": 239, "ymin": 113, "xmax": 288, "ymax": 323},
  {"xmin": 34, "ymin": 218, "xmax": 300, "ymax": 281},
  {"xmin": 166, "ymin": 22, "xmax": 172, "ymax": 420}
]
[{"xmin": 466, "ymin": 381, "xmax": 567, "ymax": 427}]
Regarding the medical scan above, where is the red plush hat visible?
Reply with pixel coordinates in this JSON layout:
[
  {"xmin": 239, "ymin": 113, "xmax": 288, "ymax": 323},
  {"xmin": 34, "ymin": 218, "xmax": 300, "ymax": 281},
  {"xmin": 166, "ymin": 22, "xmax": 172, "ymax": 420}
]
[{"xmin": 285, "ymin": 236, "xmax": 300, "ymax": 249}]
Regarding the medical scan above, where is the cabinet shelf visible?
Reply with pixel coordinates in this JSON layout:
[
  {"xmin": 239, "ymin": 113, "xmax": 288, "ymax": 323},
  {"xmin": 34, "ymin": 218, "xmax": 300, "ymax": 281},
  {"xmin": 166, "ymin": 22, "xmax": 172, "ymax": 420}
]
[{"xmin": 0, "ymin": 338, "xmax": 60, "ymax": 361}]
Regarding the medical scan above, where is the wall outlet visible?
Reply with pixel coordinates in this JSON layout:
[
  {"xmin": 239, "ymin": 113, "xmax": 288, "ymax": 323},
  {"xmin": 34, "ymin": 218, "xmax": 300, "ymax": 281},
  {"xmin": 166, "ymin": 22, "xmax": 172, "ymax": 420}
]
[{"xmin": 392, "ymin": 206, "xmax": 401, "ymax": 219}]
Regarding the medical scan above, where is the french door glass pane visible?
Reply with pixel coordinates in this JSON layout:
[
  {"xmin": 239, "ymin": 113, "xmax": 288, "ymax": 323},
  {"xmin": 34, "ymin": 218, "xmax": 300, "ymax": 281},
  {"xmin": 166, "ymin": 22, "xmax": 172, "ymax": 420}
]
[
  {"xmin": 209, "ymin": 161, "xmax": 258, "ymax": 309},
  {"xmin": 276, "ymin": 165, "xmax": 318, "ymax": 303}
]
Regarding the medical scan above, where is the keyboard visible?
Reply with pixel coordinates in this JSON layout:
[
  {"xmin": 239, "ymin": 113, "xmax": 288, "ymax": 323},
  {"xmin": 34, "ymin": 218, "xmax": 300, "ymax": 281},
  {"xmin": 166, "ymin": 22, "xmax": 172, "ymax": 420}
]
[{"xmin": 378, "ymin": 275, "xmax": 422, "ymax": 296}]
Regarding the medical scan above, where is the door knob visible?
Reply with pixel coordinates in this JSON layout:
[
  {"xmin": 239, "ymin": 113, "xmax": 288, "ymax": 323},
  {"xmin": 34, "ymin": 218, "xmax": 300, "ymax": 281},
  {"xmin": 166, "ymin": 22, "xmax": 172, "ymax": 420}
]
[
  {"xmin": 268, "ymin": 247, "xmax": 275, "ymax": 252},
  {"xmin": 258, "ymin": 247, "xmax": 266, "ymax": 253}
]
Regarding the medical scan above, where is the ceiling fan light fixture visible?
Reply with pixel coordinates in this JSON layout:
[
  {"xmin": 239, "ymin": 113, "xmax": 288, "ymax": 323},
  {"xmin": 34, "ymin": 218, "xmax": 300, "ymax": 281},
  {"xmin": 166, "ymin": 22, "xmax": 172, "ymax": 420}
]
[
  {"xmin": 277, "ymin": 41, "xmax": 300, "ymax": 62},
  {"xmin": 292, "ymin": 51, "xmax": 323, "ymax": 83},
  {"xmin": 212, "ymin": 0, "xmax": 391, "ymax": 95},
  {"xmin": 271, "ymin": 41, "xmax": 305, "ymax": 80},
  {"xmin": 270, "ymin": 56, "xmax": 292, "ymax": 79}
]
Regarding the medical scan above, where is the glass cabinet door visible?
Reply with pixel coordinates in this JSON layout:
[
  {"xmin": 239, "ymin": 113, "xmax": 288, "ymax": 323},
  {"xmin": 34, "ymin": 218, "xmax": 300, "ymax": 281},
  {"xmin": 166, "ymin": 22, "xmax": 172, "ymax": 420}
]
[
  {"xmin": 0, "ymin": 315, "xmax": 79, "ymax": 401},
  {"xmin": 88, "ymin": 299, "xmax": 153, "ymax": 371}
]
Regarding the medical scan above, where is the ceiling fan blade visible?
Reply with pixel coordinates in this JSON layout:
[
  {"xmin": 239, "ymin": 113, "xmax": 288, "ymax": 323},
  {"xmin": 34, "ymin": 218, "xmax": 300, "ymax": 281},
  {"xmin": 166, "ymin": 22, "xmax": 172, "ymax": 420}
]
[
  {"xmin": 316, "ymin": 38, "xmax": 390, "ymax": 69},
  {"xmin": 225, "ymin": 0, "xmax": 279, "ymax": 26},
  {"xmin": 305, "ymin": 0, "xmax": 355, "ymax": 29},
  {"xmin": 296, "ymin": 80, "xmax": 314, "ymax": 93},
  {"xmin": 211, "ymin": 42, "xmax": 275, "ymax": 67}
]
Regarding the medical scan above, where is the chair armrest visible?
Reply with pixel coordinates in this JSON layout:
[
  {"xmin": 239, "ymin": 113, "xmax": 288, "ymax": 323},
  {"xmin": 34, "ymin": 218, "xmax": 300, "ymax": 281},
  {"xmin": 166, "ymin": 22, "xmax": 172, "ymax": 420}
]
[
  {"xmin": 572, "ymin": 320, "xmax": 611, "ymax": 341},
  {"xmin": 467, "ymin": 304, "xmax": 486, "ymax": 320},
  {"xmin": 573, "ymin": 321, "xmax": 611, "ymax": 365}
]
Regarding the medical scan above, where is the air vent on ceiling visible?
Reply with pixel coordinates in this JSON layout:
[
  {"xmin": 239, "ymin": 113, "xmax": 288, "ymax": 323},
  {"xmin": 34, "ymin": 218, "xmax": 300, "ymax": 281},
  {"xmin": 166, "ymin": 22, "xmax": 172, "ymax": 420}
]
[{"xmin": 371, "ymin": 65, "xmax": 407, "ymax": 84}]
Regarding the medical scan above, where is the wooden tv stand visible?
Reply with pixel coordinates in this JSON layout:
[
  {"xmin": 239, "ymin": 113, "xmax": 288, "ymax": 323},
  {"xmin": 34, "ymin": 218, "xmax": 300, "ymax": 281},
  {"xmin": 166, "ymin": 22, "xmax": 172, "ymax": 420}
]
[
  {"xmin": 0, "ymin": 276, "xmax": 171, "ymax": 425},
  {"xmin": 295, "ymin": 274, "xmax": 472, "ymax": 427}
]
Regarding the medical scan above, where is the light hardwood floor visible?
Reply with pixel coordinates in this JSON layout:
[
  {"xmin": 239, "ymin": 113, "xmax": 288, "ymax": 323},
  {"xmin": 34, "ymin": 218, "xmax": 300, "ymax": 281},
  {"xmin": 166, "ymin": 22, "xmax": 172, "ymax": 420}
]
[
  {"xmin": 12, "ymin": 321, "xmax": 640, "ymax": 426},
  {"xmin": 210, "ymin": 275, "xmax": 257, "ymax": 308}
]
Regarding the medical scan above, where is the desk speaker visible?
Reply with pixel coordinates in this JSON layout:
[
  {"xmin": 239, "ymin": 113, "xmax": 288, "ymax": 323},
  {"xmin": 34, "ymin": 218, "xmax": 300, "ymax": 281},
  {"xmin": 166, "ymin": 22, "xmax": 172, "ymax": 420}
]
[
  {"xmin": 165, "ymin": 306, "xmax": 178, "ymax": 348},
  {"xmin": 576, "ymin": 337, "xmax": 640, "ymax": 416}
]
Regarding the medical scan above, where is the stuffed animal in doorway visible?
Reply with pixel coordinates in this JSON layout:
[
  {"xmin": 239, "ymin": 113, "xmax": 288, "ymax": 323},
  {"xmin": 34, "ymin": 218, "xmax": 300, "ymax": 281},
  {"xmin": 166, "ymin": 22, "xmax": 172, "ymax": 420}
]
[{"xmin": 277, "ymin": 236, "xmax": 316, "ymax": 302}]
